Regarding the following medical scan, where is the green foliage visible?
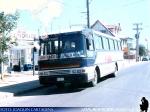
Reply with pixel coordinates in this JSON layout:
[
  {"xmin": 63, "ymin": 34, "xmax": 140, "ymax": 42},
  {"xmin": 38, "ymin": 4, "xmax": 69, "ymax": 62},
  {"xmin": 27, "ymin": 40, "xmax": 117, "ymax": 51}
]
[
  {"xmin": 0, "ymin": 12, "xmax": 19, "ymax": 34},
  {"xmin": 139, "ymin": 44, "xmax": 146, "ymax": 57},
  {"xmin": 0, "ymin": 11, "xmax": 19, "ymax": 64},
  {"xmin": 0, "ymin": 56, "xmax": 8, "ymax": 64}
]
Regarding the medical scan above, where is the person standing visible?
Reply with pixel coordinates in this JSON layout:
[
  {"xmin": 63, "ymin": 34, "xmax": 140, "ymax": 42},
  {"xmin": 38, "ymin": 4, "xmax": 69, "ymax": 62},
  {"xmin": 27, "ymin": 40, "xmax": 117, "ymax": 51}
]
[{"xmin": 140, "ymin": 97, "xmax": 149, "ymax": 112}]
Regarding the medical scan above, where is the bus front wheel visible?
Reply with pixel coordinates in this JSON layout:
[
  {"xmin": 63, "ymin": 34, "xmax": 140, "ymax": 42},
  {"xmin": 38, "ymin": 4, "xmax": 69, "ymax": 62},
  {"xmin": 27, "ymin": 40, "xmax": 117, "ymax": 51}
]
[{"xmin": 90, "ymin": 70, "xmax": 98, "ymax": 87}]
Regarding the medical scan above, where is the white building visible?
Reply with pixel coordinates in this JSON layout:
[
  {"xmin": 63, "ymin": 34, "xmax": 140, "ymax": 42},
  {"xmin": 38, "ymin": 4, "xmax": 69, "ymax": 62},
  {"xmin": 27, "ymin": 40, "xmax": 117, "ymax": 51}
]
[{"xmin": 9, "ymin": 28, "xmax": 38, "ymax": 70}]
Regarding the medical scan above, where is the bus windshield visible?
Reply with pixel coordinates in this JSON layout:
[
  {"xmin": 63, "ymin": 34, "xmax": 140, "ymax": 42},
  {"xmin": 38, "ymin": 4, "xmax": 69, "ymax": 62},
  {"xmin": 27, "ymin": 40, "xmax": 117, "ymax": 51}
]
[{"xmin": 40, "ymin": 32, "xmax": 86, "ymax": 59}]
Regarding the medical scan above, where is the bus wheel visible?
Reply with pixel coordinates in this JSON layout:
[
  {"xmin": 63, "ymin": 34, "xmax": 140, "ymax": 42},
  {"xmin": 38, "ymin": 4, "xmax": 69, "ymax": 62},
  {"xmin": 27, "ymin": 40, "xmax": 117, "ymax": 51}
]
[
  {"xmin": 115, "ymin": 63, "xmax": 118, "ymax": 71},
  {"xmin": 110, "ymin": 64, "xmax": 118, "ymax": 78},
  {"xmin": 113, "ymin": 63, "xmax": 119, "ymax": 77},
  {"xmin": 90, "ymin": 70, "xmax": 98, "ymax": 87}
]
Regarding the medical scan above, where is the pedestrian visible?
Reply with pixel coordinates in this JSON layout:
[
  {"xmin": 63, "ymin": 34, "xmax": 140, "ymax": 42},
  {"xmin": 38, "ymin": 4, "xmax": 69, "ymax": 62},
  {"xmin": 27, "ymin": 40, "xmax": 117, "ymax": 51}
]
[{"xmin": 140, "ymin": 97, "xmax": 149, "ymax": 112}]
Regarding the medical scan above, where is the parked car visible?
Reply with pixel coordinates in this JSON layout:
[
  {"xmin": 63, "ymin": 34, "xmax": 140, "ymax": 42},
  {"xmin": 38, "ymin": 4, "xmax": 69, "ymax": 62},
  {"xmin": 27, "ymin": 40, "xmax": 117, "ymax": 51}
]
[
  {"xmin": 142, "ymin": 57, "xmax": 149, "ymax": 61},
  {"xmin": 13, "ymin": 65, "xmax": 22, "ymax": 71},
  {"xmin": 23, "ymin": 64, "xmax": 33, "ymax": 71}
]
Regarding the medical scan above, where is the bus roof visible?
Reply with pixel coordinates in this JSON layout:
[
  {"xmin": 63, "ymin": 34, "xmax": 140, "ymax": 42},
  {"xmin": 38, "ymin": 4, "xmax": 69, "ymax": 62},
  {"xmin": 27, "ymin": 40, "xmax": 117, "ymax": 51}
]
[
  {"xmin": 40, "ymin": 29, "xmax": 84, "ymax": 40},
  {"xmin": 40, "ymin": 28, "xmax": 120, "ymax": 41}
]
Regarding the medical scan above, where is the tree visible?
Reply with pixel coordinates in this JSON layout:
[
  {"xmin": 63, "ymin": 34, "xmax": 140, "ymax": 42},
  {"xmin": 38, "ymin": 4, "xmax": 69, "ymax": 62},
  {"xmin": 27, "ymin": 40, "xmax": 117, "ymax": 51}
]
[
  {"xmin": 0, "ymin": 12, "xmax": 19, "ymax": 79},
  {"xmin": 139, "ymin": 44, "xmax": 146, "ymax": 60}
]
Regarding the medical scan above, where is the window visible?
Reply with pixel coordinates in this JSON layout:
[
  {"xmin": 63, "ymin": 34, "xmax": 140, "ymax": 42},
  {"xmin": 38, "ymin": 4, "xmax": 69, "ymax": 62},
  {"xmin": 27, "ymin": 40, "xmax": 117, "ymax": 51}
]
[
  {"xmin": 54, "ymin": 41, "xmax": 59, "ymax": 53},
  {"xmin": 109, "ymin": 39, "xmax": 115, "ymax": 50},
  {"xmin": 86, "ymin": 39, "xmax": 94, "ymax": 51},
  {"xmin": 100, "ymin": 36, "xmax": 104, "ymax": 49},
  {"xmin": 114, "ymin": 40, "xmax": 119, "ymax": 50},
  {"xmin": 47, "ymin": 41, "xmax": 51, "ymax": 54},
  {"xmin": 118, "ymin": 41, "xmax": 122, "ymax": 50},
  {"xmin": 44, "ymin": 43, "xmax": 47, "ymax": 55},
  {"xmin": 116, "ymin": 41, "xmax": 121, "ymax": 50},
  {"xmin": 94, "ymin": 34, "xmax": 103, "ymax": 50},
  {"xmin": 41, "ymin": 39, "xmax": 61, "ymax": 55},
  {"xmin": 63, "ymin": 41, "xmax": 76, "ymax": 52},
  {"xmin": 102, "ymin": 37, "xmax": 109, "ymax": 50}
]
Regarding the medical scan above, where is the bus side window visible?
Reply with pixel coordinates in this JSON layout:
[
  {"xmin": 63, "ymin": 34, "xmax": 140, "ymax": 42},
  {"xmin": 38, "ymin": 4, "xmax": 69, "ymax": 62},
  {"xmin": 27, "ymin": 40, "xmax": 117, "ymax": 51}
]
[
  {"xmin": 102, "ymin": 37, "xmax": 110, "ymax": 50},
  {"xmin": 86, "ymin": 38, "xmax": 94, "ymax": 51},
  {"xmin": 94, "ymin": 34, "xmax": 103, "ymax": 50},
  {"xmin": 40, "ymin": 43, "xmax": 44, "ymax": 56},
  {"xmin": 109, "ymin": 39, "xmax": 115, "ymax": 51},
  {"xmin": 100, "ymin": 36, "xmax": 104, "ymax": 49},
  {"xmin": 47, "ymin": 41, "xmax": 51, "ymax": 54},
  {"xmin": 116, "ymin": 41, "xmax": 121, "ymax": 50},
  {"xmin": 114, "ymin": 40, "xmax": 119, "ymax": 50},
  {"xmin": 43, "ymin": 43, "xmax": 47, "ymax": 55},
  {"xmin": 118, "ymin": 41, "xmax": 122, "ymax": 50},
  {"xmin": 94, "ymin": 35, "xmax": 99, "ymax": 50},
  {"xmin": 120, "ymin": 41, "xmax": 123, "ymax": 50}
]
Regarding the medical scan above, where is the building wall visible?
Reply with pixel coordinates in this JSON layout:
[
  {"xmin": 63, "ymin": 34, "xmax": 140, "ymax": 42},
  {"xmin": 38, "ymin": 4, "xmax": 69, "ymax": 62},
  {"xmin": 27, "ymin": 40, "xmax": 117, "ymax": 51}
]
[{"xmin": 9, "ymin": 29, "xmax": 38, "ymax": 70}]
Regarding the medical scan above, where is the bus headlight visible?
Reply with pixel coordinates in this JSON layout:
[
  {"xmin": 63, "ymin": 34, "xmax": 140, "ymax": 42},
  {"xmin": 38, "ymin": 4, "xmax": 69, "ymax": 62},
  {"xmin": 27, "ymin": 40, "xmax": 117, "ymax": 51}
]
[
  {"xmin": 71, "ymin": 69, "xmax": 86, "ymax": 74},
  {"xmin": 39, "ymin": 72, "xmax": 44, "ymax": 76},
  {"xmin": 44, "ymin": 72, "xmax": 49, "ymax": 76}
]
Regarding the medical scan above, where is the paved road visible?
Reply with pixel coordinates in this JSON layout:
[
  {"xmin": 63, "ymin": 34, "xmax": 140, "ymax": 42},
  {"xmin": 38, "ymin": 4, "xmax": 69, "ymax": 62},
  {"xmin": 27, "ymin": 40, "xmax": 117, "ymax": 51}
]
[{"xmin": 0, "ymin": 62, "xmax": 150, "ymax": 111}]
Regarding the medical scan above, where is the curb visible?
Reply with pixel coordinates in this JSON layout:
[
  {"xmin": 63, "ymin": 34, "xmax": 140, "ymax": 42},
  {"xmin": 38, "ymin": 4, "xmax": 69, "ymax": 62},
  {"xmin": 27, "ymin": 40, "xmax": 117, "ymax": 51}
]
[
  {"xmin": 0, "ymin": 80, "xmax": 43, "ymax": 99},
  {"xmin": 0, "ymin": 92, "xmax": 14, "ymax": 99}
]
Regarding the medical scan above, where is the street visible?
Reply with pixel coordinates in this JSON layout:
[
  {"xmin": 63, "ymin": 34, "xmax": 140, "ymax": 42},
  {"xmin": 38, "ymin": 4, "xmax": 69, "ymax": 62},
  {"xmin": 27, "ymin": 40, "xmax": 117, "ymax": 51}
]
[{"xmin": 0, "ymin": 62, "xmax": 150, "ymax": 110}]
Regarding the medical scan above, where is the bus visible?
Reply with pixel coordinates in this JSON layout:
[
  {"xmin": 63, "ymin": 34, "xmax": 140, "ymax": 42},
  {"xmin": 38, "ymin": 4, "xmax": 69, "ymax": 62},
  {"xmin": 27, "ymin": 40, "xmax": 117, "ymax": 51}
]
[{"xmin": 38, "ymin": 28, "xmax": 123, "ymax": 88}]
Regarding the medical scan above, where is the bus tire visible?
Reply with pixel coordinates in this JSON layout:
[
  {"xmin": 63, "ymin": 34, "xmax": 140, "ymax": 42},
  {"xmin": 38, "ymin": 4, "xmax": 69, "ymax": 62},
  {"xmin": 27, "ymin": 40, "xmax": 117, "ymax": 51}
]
[
  {"xmin": 115, "ymin": 63, "xmax": 118, "ymax": 71},
  {"xmin": 113, "ymin": 63, "xmax": 118, "ymax": 77},
  {"xmin": 110, "ymin": 63, "xmax": 118, "ymax": 78},
  {"xmin": 90, "ymin": 69, "xmax": 98, "ymax": 87}
]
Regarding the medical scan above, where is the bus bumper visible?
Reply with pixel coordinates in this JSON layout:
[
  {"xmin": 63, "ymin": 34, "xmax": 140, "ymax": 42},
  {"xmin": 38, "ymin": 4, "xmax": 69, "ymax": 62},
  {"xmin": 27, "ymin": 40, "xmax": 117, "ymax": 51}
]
[{"xmin": 39, "ymin": 74, "xmax": 88, "ymax": 85}]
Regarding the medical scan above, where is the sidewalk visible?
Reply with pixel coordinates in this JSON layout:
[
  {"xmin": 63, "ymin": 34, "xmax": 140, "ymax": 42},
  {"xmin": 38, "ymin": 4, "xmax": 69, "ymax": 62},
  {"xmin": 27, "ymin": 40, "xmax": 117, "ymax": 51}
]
[{"xmin": 0, "ymin": 71, "xmax": 42, "ymax": 99}]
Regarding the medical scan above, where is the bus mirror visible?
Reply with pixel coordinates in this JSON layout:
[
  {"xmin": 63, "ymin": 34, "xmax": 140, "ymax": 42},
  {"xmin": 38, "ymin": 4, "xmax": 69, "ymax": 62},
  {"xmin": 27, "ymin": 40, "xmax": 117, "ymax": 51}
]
[
  {"xmin": 86, "ymin": 39, "xmax": 92, "ymax": 50},
  {"xmin": 86, "ymin": 39, "xmax": 91, "ymax": 46}
]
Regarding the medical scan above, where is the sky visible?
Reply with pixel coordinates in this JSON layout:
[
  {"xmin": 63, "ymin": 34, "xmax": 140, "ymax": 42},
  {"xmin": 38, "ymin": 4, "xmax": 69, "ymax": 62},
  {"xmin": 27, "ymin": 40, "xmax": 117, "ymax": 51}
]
[{"xmin": 0, "ymin": 0, "xmax": 150, "ymax": 46}]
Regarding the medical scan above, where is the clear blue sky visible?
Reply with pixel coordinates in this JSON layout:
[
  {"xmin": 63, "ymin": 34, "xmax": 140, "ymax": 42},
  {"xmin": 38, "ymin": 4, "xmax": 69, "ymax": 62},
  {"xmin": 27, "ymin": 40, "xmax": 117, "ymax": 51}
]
[{"xmin": 12, "ymin": 0, "xmax": 150, "ymax": 45}]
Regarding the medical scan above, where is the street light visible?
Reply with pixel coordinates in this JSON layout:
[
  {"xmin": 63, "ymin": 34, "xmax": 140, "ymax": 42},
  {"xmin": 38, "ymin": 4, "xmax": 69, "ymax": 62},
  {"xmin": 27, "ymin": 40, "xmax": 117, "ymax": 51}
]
[{"xmin": 32, "ymin": 39, "xmax": 40, "ymax": 76}]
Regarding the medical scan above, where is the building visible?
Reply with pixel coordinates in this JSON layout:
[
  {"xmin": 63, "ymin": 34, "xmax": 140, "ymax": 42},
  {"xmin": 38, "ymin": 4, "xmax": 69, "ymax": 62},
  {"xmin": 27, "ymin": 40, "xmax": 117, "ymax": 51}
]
[
  {"xmin": 9, "ymin": 28, "xmax": 38, "ymax": 71},
  {"xmin": 105, "ymin": 23, "xmax": 121, "ymax": 35},
  {"xmin": 91, "ymin": 20, "xmax": 115, "ymax": 37}
]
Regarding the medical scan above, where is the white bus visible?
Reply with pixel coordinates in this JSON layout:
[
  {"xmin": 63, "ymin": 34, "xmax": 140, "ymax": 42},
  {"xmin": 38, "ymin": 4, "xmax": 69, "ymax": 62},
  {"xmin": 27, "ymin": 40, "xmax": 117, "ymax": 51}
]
[{"xmin": 38, "ymin": 29, "xmax": 123, "ymax": 88}]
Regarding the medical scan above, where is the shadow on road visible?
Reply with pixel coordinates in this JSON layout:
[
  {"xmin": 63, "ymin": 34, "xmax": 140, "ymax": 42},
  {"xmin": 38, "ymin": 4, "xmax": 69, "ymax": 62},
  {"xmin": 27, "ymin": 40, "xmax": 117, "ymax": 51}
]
[
  {"xmin": 15, "ymin": 74, "xmax": 115, "ymax": 97},
  {"xmin": 0, "ymin": 80, "xmax": 41, "ymax": 95},
  {"xmin": 15, "ymin": 84, "xmax": 86, "ymax": 97},
  {"xmin": 0, "ymin": 74, "xmax": 115, "ymax": 97}
]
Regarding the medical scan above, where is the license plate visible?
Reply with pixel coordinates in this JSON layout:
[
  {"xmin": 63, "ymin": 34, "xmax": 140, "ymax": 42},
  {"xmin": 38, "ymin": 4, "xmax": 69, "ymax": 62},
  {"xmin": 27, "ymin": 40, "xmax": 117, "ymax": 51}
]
[{"xmin": 57, "ymin": 78, "xmax": 64, "ymax": 81}]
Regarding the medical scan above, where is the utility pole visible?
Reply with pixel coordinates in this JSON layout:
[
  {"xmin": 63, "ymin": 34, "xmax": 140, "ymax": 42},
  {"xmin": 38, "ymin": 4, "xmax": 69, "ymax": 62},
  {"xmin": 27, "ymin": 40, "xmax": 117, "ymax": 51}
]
[
  {"xmin": 86, "ymin": 0, "xmax": 90, "ymax": 28},
  {"xmin": 133, "ymin": 23, "xmax": 142, "ymax": 62}
]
